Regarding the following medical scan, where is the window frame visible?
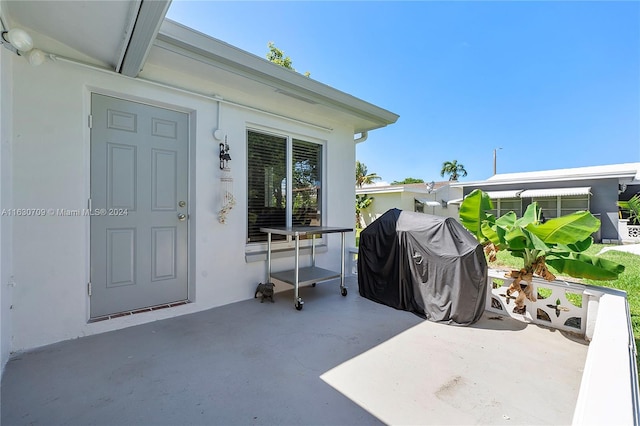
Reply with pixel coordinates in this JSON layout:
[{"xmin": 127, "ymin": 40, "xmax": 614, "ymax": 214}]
[
  {"xmin": 245, "ymin": 126, "xmax": 326, "ymax": 251},
  {"xmin": 488, "ymin": 197, "xmax": 522, "ymax": 218},
  {"xmin": 532, "ymin": 195, "xmax": 590, "ymax": 219}
]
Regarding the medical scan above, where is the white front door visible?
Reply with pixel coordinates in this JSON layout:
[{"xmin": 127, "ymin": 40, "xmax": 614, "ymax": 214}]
[{"xmin": 90, "ymin": 94, "xmax": 189, "ymax": 318}]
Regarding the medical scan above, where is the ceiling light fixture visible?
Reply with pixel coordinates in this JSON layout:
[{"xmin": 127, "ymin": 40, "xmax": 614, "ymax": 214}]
[
  {"xmin": 1, "ymin": 27, "xmax": 46, "ymax": 66},
  {"xmin": 4, "ymin": 28, "xmax": 33, "ymax": 51}
]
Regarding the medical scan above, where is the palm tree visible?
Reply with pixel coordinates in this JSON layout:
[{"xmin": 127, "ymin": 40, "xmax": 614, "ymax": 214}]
[
  {"xmin": 440, "ymin": 160, "xmax": 468, "ymax": 181},
  {"xmin": 355, "ymin": 194, "xmax": 374, "ymax": 227},
  {"xmin": 356, "ymin": 161, "xmax": 381, "ymax": 187},
  {"xmin": 355, "ymin": 161, "xmax": 380, "ymax": 227}
]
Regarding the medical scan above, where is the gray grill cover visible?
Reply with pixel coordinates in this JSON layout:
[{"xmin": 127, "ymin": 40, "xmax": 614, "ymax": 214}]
[{"xmin": 358, "ymin": 209, "xmax": 487, "ymax": 325}]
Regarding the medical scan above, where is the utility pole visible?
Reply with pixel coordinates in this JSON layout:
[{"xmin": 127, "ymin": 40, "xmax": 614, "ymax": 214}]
[{"xmin": 493, "ymin": 147, "xmax": 502, "ymax": 175}]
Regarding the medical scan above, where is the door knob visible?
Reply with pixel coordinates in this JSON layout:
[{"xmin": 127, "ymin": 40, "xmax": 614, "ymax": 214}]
[{"xmin": 178, "ymin": 213, "xmax": 186, "ymax": 221}]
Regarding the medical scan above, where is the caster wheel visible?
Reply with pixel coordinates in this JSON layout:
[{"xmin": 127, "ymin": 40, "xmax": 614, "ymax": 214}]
[
  {"xmin": 295, "ymin": 299, "xmax": 304, "ymax": 311},
  {"xmin": 341, "ymin": 287, "xmax": 348, "ymax": 297},
  {"xmin": 312, "ymin": 283, "xmax": 316, "ymax": 287}
]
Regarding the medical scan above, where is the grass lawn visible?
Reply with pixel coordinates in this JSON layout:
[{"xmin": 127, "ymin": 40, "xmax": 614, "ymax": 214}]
[{"xmin": 489, "ymin": 244, "xmax": 640, "ymax": 357}]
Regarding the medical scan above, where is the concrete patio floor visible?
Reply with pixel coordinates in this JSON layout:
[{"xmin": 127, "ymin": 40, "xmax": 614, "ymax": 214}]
[{"xmin": 1, "ymin": 277, "xmax": 588, "ymax": 425}]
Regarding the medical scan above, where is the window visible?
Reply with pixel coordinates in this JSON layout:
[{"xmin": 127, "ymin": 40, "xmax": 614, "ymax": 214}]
[
  {"xmin": 534, "ymin": 198, "xmax": 558, "ymax": 219},
  {"xmin": 488, "ymin": 198, "xmax": 522, "ymax": 217},
  {"xmin": 533, "ymin": 195, "xmax": 590, "ymax": 219},
  {"xmin": 247, "ymin": 130, "xmax": 322, "ymax": 243},
  {"xmin": 560, "ymin": 195, "xmax": 590, "ymax": 216}
]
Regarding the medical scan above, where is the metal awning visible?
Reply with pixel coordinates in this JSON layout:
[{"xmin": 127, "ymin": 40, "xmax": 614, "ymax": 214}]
[
  {"xmin": 519, "ymin": 187, "xmax": 592, "ymax": 198},
  {"xmin": 447, "ymin": 198, "xmax": 464, "ymax": 205},
  {"xmin": 486, "ymin": 190, "xmax": 522, "ymax": 199},
  {"xmin": 415, "ymin": 198, "xmax": 441, "ymax": 207}
]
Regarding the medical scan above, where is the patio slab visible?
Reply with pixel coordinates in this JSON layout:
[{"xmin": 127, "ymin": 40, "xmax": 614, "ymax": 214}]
[{"xmin": 1, "ymin": 277, "xmax": 588, "ymax": 425}]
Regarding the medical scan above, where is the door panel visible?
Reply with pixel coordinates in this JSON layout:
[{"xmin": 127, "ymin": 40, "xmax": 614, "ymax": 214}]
[
  {"xmin": 108, "ymin": 143, "xmax": 137, "ymax": 210},
  {"xmin": 151, "ymin": 227, "xmax": 177, "ymax": 281},
  {"xmin": 152, "ymin": 149, "xmax": 177, "ymax": 210},
  {"xmin": 106, "ymin": 228, "xmax": 136, "ymax": 287},
  {"xmin": 90, "ymin": 94, "xmax": 189, "ymax": 318}
]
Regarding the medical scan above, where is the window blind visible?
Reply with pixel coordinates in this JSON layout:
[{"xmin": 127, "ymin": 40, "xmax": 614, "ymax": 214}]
[{"xmin": 247, "ymin": 131, "xmax": 287, "ymax": 242}]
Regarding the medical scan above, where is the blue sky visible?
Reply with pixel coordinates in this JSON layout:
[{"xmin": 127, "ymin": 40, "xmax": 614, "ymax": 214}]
[{"xmin": 167, "ymin": 1, "xmax": 640, "ymax": 183}]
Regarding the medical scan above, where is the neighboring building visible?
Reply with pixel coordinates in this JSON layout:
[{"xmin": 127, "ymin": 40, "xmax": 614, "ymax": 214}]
[
  {"xmin": 0, "ymin": 2, "xmax": 398, "ymax": 370},
  {"xmin": 451, "ymin": 163, "xmax": 640, "ymax": 242},
  {"xmin": 356, "ymin": 181, "xmax": 462, "ymax": 227}
]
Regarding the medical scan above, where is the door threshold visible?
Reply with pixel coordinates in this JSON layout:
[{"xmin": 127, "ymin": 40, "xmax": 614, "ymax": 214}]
[{"xmin": 89, "ymin": 300, "xmax": 190, "ymax": 323}]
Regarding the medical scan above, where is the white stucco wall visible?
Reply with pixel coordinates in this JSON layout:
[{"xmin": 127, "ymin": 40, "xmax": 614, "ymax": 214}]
[
  {"xmin": 360, "ymin": 186, "xmax": 462, "ymax": 227},
  {"xmin": 0, "ymin": 40, "xmax": 13, "ymax": 373},
  {"xmin": 8, "ymin": 53, "xmax": 357, "ymax": 352},
  {"xmin": 361, "ymin": 192, "xmax": 405, "ymax": 226}
]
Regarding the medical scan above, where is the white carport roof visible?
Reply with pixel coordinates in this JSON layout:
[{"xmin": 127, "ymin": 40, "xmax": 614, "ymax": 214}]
[{"xmin": 519, "ymin": 187, "xmax": 592, "ymax": 198}]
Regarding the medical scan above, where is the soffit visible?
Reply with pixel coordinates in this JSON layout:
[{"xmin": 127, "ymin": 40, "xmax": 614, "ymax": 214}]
[{"xmin": 2, "ymin": 0, "xmax": 135, "ymax": 69}]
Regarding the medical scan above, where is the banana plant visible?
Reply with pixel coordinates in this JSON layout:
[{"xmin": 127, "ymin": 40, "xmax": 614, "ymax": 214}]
[
  {"xmin": 628, "ymin": 194, "xmax": 640, "ymax": 225},
  {"xmin": 459, "ymin": 189, "xmax": 625, "ymax": 309}
]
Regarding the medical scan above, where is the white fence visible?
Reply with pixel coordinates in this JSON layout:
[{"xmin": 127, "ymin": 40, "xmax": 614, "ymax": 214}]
[
  {"xmin": 486, "ymin": 269, "xmax": 598, "ymax": 338},
  {"xmin": 618, "ymin": 219, "xmax": 640, "ymax": 243}
]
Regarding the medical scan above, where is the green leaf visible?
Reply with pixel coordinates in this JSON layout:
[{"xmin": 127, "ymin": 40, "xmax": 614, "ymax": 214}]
[
  {"xmin": 528, "ymin": 230, "xmax": 551, "ymax": 252},
  {"xmin": 505, "ymin": 227, "xmax": 530, "ymax": 250},
  {"xmin": 481, "ymin": 222, "xmax": 506, "ymax": 248},
  {"xmin": 515, "ymin": 202, "xmax": 540, "ymax": 227},
  {"xmin": 546, "ymin": 253, "xmax": 625, "ymax": 280},
  {"xmin": 629, "ymin": 195, "xmax": 640, "ymax": 223},
  {"xmin": 459, "ymin": 189, "xmax": 493, "ymax": 241},
  {"xmin": 547, "ymin": 245, "xmax": 573, "ymax": 257},
  {"xmin": 495, "ymin": 211, "xmax": 517, "ymax": 229},
  {"xmin": 565, "ymin": 236, "xmax": 593, "ymax": 253},
  {"xmin": 527, "ymin": 211, "xmax": 600, "ymax": 245}
]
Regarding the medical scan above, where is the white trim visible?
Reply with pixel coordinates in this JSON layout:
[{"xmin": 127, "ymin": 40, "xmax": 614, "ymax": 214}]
[
  {"xmin": 115, "ymin": 0, "xmax": 142, "ymax": 73},
  {"xmin": 119, "ymin": 0, "xmax": 170, "ymax": 77},
  {"xmin": 452, "ymin": 163, "xmax": 640, "ymax": 188},
  {"xmin": 486, "ymin": 190, "xmax": 522, "ymax": 199},
  {"xmin": 357, "ymin": 183, "xmax": 440, "ymax": 195},
  {"xmin": 519, "ymin": 187, "xmax": 591, "ymax": 198},
  {"xmin": 85, "ymin": 90, "xmax": 195, "ymax": 320},
  {"xmin": 415, "ymin": 199, "xmax": 441, "ymax": 207},
  {"xmin": 244, "ymin": 126, "xmax": 327, "ymax": 253},
  {"xmin": 156, "ymin": 19, "xmax": 399, "ymax": 130}
]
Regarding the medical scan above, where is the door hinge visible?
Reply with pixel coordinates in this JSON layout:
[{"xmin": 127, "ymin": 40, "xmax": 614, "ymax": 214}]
[
  {"xmin": 87, "ymin": 282, "xmax": 92, "ymax": 297},
  {"xmin": 87, "ymin": 198, "xmax": 92, "ymax": 211},
  {"xmin": 88, "ymin": 114, "xmax": 93, "ymax": 129}
]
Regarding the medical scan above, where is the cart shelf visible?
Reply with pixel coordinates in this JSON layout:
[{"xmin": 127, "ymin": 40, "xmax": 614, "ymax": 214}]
[
  {"xmin": 270, "ymin": 266, "xmax": 341, "ymax": 287},
  {"xmin": 260, "ymin": 226, "xmax": 353, "ymax": 311}
]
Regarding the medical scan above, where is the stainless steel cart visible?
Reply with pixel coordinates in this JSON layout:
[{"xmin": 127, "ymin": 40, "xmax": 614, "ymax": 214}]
[{"xmin": 260, "ymin": 226, "xmax": 353, "ymax": 310}]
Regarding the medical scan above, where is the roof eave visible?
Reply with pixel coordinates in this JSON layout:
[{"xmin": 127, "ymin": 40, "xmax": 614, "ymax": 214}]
[
  {"xmin": 356, "ymin": 185, "xmax": 433, "ymax": 195},
  {"xmin": 155, "ymin": 19, "xmax": 399, "ymax": 131},
  {"xmin": 453, "ymin": 170, "xmax": 639, "ymax": 188}
]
